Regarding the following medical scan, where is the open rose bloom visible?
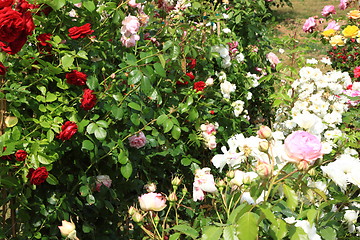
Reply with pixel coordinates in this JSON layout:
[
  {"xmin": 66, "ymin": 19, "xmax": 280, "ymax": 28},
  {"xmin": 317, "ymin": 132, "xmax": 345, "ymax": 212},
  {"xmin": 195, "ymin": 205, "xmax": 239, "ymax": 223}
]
[
  {"xmin": 283, "ymin": 131, "xmax": 323, "ymax": 169},
  {"xmin": 193, "ymin": 168, "xmax": 217, "ymax": 201},
  {"xmin": 138, "ymin": 192, "xmax": 167, "ymax": 211}
]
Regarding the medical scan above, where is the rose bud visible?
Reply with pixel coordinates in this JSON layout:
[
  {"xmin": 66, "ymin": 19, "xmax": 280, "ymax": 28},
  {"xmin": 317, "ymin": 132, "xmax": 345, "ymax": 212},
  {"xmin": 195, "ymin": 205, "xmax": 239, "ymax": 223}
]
[
  {"xmin": 144, "ymin": 182, "xmax": 157, "ymax": 192},
  {"xmin": 255, "ymin": 161, "xmax": 273, "ymax": 178},
  {"xmin": 257, "ymin": 125, "xmax": 272, "ymax": 139},
  {"xmin": 58, "ymin": 220, "xmax": 76, "ymax": 238},
  {"xmin": 132, "ymin": 211, "xmax": 144, "ymax": 223},
  {"xmin": 168, "ymin": 192, "xmax": 178, "ymax": 202},
  {"xmin": 259, "ymin": 141, "xmax": 269, "ymax": 152}
]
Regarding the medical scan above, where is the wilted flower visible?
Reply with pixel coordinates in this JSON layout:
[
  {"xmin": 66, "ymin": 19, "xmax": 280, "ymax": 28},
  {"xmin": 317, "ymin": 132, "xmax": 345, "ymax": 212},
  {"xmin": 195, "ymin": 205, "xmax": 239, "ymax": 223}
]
[{"xmin": 95, "ymin": 175, "xmax": 112, "ymax": 192}]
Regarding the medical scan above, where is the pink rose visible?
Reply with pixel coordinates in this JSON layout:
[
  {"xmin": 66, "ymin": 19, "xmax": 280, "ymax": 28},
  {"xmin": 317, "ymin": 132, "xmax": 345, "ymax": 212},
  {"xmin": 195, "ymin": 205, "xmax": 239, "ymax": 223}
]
[
  {"xmin": 128, "ymin": 0, "xmax": 141, "ymax": 8},
  {"xmin": 138, "ymin": 192, "xmax": 167, "ymax": 211},
  {"xmin": 339, "ymin": 0, "xmax": 348, "ymax": 10},
  {"xmin": 193, "ymin": 168, "xmax": 217, "ymax": 201},
  {"xmin": 321, "ymin": 5, "xmax": 336, "ymax": 17},
  {"xmin": 354, "ymin": 66, "xmax": 360, "ymax": 78},
  {"xmin": 121, "ymin": 34, "xmax": 140, "ymax": 48},
  {"xmin": 121, "ymin": 16, "xmax": 140, "ymax": 35},
  {"xmin": 95, "ymin": 175, "xmax": 112, "ymax": 192},
  {"xmin": 284, "ymin": 131, "xmax": 322, "ymax": 164},
  {"xmin": 266, "ymin": 52, "xmax": 281, "ymax": 68},
  {"xmin": 324, "ymin": 20, "xmax": 340, "ymax": 31},
  {"xmin": 128, "ymin": 131, "xmax": 146, "ymax": 149},
  {"xmin": 302, "ymin": 17, "xmax": 316, "ymax": 33}
]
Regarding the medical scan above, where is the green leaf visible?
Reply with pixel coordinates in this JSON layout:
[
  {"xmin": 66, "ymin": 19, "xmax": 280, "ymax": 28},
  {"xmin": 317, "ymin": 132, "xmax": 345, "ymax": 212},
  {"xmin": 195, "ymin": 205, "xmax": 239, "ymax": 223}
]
[
  {"xmin": 283, "ymin": 184, "xmax": 298, "ymax": 211},
  {"xmin": 126, "ymin": 53, "xmax": 137, "ymax": 66},
  {"xmin": 121, "ymin": 162, "xmax": 133, "ymax": 179},
  {"xmin": 45, "ymin": 92, "xmax": 57, "ymax": 102},
  {"xmin": 128, "ymin": 102, "xmax": 141, "ymax": 111},
  {"xmin": 61, "ymin": 55, "xmax": 74, "ymax": 69},
  {"xmin": 118, "ymin": 150, "xmax": 128, "ymax": 164},
  {"xmin": 201, "ymin": 226, "xmax": 223, "ymax": 240},
  {"xmin": 223, "ymin": 226, "xmax": 237, "ymax": 240},
  {"xmin": 77, "ymin": 50, "xmax": 88, "ymax": 59},
  {"xmin": 270, "ymin": 219, "xmax": 287, "ymax": 240},
  {"xmin": 171, "ymin": 125, "xmax": 181, "ymax": 140},
  {"xmin": 0, "ymin": 176, "xmax": 18, "ymax": 187},
  {"xmin": 46, "ymin": 174, "xmax": 59, "ymax": 185},
  {"xmin": 128, "ymin": 69, "xmax": 143, "ymax": 85},
  {"xmin": 259, "ymin": 205, "xmax": 277, "ymax": 225},
  {"xmin": 157, "ymin": 114, "xmax": 168, "ymax": 125},
  {"xmin": 83, "ymin": 1, "xmax": 95, "ymax": 12},
  {"xmin": 320, "ymin": 227, "xmax": 336, "ymax": 240},
  {"xmin": 94, "ymin": 127, "xmax": 107, "ymax": 140},
  {"xmin": 306, "ymin": 208, "xmax": 317, "ymax": 225},
  {"xmin": 236, "ymin": 212, "xmax": 259, "ymax": 240},
  {"xmin": 163, "ymin": 119, "xmax": 174, "ymax": 133},
  {"xmin": 96, "ymin": 120, "xmax": 108, "ymax": 128},
  {"xmin": 228, "ymin": 204, "xmax": 252, "ymax": 224},
  {"xmin": 154, "ymin": 62, "xmax": 166, "ymax": 77},
  {"xmin": 171, "ymin": 45, "xmax": 180, "ymax": 60},
  {"xmin": 163, "ymin": 40, "xmax": 173, "ymax": 51},
  {"xmin": 158, "ymin": 54, "xmax": 166, "ymax": 68},
  {"xmin": 130, "ymin": 113, "xmax": 140, "ymax": 126},
  {"xmin": 43, "ymin": 0, "xmax": 65, "ymax": 10},
  {"xmin": 289, "ymin": 226, "xmax": 308, "ymax": 240},
  {"xmin": 82, "ymin": 222, "xmax": 93, "ymax": 233},
  {"xmin": 86, "ymin": 195, "xmax": 95, "ymax": 205},
  {"xmin": 104, "ymin": 200, "xmax": 114, "ymax": 213},
  {"xmin": 111, "ymin": 106, "xmax": 123, "ymax": 120},
  {"xmin": 78, "ymin": 119, "xmax": 90, "ymax": 133},
  {"xmin": 169, "ymin": 233, "xmax": 181, "ymax": 240},
  {"xmin": 172, "ymin": 225, "xmax": 198, "ymax": 239},
  {"xmin": 47, "ymin": 129, "xmax": 55, "ymax": 142},
  {"xmin": 11, "ymin": 127, "xmax": 21, "ymax": 141},
  {"xmin": 82, "ymin": 140, "xmax": 94, "ymax": 151},
  {"xmin": 87, "ymin": 75, "xmax": 99, "ymax": 91},
  {"xmin": 37, "ymin": 152, "xmax": 56, "ymax": 165},
  {"xmin": 86, "ymin": 122, "xmax": 98, "ymax": 134},
  {"xmin": 80, "ymin": 185, "xmax": 90, "ymax": 196}
]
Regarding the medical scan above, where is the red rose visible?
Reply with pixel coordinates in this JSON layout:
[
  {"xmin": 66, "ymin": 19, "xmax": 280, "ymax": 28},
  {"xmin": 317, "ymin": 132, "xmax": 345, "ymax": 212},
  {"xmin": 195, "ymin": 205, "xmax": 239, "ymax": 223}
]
[
  {"xmin": 0, "ymin": 0, "xmax": 14, "ymax": 9},
  {"xmin": 37, "ymin": 33, "xmax": 52, "ymax": 47},
  {"xmin": 80, "ymin": 89, "xmax": 97, "ymax": 110},
  {"xmin": 176, "ymin": 80, "xmax": 188, "ymax": 85},
  {"xmin": 0, "ymin": 32, "xmax": 28, "ymax": 54},
  {"xmin": 26, "ymin": 167, "xmax": 48, "ymax": 185},
  {"xmin": 68, "ymin": 23, "xmax": 94, "ymax": 39},
  {"xmin": 22, "ymin": 11, "xmax": 35, "ymax": 36},
  {"xmin": 0, "ymin": 61, "xmax": 6, "ymax": 75},
  {"xmin": 57, "ymin": 121, "xmax": 78, "ymax": 141},
  {"xmin": 186, "ymin": 72, "xmax": 195, "ymax": 80},
  {"xmin": 193, "ymin": 81, "xmax": 206, "ymax": 92},
  {"xmin": 15, "ymin": 0, "xmax": 37, "ymax": 13},
  {"xmin": 354, "ymin": 66, "xmax": 360, "ymax": 78},
  {"xmin": 15, "ymin": 149, "xmax": 27, "ymax": 161},
  {"xmin": 0, "ymin": 7, "xmax": 25, "ymax": 43},
  {"xmin": 66, "ymin": 70, "xmax": 87, "ymax": 86},
  {"xmin": 209, "ymin": 110, "xmax": 215, "ymax": 115},
  {"xmin": 186, "ymin": 57, "xmax": 196, "ymax": 69}
]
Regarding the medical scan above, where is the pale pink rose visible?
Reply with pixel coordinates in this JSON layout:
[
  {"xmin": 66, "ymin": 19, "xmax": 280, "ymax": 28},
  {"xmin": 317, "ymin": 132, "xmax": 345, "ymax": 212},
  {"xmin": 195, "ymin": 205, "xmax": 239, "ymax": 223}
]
[
  {"xmin": 201, "ymin": 123, "xmax": 217, "ymax": 135},
  {"xmin": 128, "ymin": 0, "xmax": 141, "ymax": 8},
  {"xmin": 284, "ymin": 131, "xmax": 322, "ymax": 164},
  {"xmin": 95, "ymin": 175, "xmax": 112, "ymax": 192},
  {"xmin": 121, "ymin": 34, "xmax": 140, "ymax": 48},
  {"xmin": 128, "ymin": 131, "xmax": 146, "ymax": 148},
  {"xmin": 58, "ymin": 220, "xmax": 76, "ymax": 238},
  {"xmin": 321, "ymin": 5, "xmax": 336, "ymax": 17},
  {"xmin": 74, "ymin": 2, "xmax": 82, "ymax": 8},
  {"xmin": 138, "ymin": 192, "xmax": 167, "ymax": 211},
  {"xmin": 303, "ymin": 17, "xmax": 316, "ymax": 33},
  {"xmin": 339, "ymin": 0, "xmax": 348, "ymax": 10},
  {"xmin": 266, "ymin": 52, "xmax": 281, "ymax": 68},
  {"xmin": 343, "ymin": 89, "xmax": 360, "ymax": 106},
  {"xmin": 205, "ymin": 135, "xmax": 217, "ymax": 150},
  {"xmin": 324, "ymin": 20, "xmax": 340, "ymax": 31},
  {"xmin": 193, "ymin": 168, "xmax": 217, "ymax": 201},
  {"xmin": 121, "ymin": 16, "xmax": 140, "ymax": 35}
]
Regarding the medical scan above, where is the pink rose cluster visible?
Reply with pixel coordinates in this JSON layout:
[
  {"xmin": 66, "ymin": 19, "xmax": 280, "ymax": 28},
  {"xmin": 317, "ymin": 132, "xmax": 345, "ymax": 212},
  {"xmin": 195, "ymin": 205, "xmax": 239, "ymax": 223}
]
[
  {"xmin": 266, "ymin": 52, "xmax": 281, "ymax": 68},
  {"xmin": 129, "ymin": 131, "xmax": 147, "ymax": 149},
  {"xmin": 303, "ymin": 17, "xmax": 317, "ymax": 33},
  {"xmin": 283, "ymin": 131, "xmax": 323, "ymax": 170},
  {"xmin": 321, "ymin": 5, "xmax": 336, "ymax": 17},
  {"xmin": 120, "ymin": 2, "xmax": 149, "ymax": 48},
  {"xmin": 339, "ymin": 0, "xmax": 348, "ymax": 10},
  {"xmin": 343, "ymin": 85, "xmax": 360, "ymax": 106},
  {"xmin": 193, "ymin": 168, "xmax": 217, "ymax": 201},
  {"xmin": 200, "ymin": 122, "xmax": 218, "ymax": 150}
]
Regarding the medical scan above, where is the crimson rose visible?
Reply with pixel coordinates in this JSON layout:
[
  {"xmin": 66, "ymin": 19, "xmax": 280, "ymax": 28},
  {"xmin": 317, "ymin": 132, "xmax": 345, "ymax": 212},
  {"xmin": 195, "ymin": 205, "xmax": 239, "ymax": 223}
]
[
  {"xmin": 68, "ymin": 23, "xmax": 94, "ymax": 39},
  {"xmin": 186, "ymin": 72, "xmax": 195, "ymax": 80},
  {"xmin": 193, "ymin": 81, "xmax": 206, "ymax": 92},
  {"xmin": 57, "ymin": 121, "xmax": 78, "ymax": 141},
  {"xmin": 0, "ymin": 7, "xmax": 25, "ymax": 43},
  {"xmin": 66, "ymin": 70, "xmax": 87, "ymax": 86},
  {"xmin": 80, "ymin": 89, "xmax": 97, "ymax": 110},
  {"xmin": 0, "ymin": 0, "xmax": 13, "ymax": 9},
  {"xmin": 27, "ymin": 167, "xmax": 48, "ymax": 185},
  {"xmin": 15, "ymin": 149, "xmax": 27, "ymax": 161},
  {"xmin": 0, "ymin": 61, "xmax": 6, "ymax": 75}
]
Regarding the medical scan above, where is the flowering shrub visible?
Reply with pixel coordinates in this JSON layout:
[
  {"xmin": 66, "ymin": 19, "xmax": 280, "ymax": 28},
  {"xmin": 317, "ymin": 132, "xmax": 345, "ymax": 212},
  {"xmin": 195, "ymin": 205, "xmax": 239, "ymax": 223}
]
[{"xmin": 0, "ymin": 0, "xmax": 280, "ymax": 238}]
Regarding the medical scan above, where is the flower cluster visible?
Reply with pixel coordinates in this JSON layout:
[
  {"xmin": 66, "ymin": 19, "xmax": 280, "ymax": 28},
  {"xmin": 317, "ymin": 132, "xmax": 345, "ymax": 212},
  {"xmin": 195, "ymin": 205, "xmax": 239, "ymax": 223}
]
[
  {"xmin": 199, "ymin": 122, "xmax": 218, "ymax": 150},
  {"xmin": 192, "ymin": 167, "xmax": 217, "ymax": 201}
]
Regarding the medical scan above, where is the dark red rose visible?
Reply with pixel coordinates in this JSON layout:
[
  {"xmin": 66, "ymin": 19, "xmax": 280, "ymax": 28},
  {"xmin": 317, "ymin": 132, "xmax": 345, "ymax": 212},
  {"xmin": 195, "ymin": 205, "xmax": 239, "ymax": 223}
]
[
  {"xmin": 57, "ymin": 121, "xmax": 78, "ymax": 141},
  {"xmin": 209, "ymin": 110, "xmax": 215, "ymax": 115},
  {"xmin": 15, "ymin": 150, "xmax": 27, "ymax": 161},
  {"xmin": 0, "ymin": 61, "xmax": 6, "ymax": 75},
  {"xmin": 0, "ymin": 32, "xmax": 28, "ymax": 54},
  {"xmin": 15, "ymin": 0, "xmax": 37, "ymax": 13},
  {"xmin": 66, "ymin": 70, "xmax": 87, "ymax": 86},
  {"xmin": 1, "ymin": 147, "xmax": 13, "ymax": 160},
  {"xmin": 26, "ymin": 167, "xmax": 48, "ymax": 185},
  {"xmin": 68, "ymin": 23, "xmax": 94, "ymax": 40},
  {"xmin": 0, "ymin": 7, "xmax": 25, "ymax": 43},
  {"xmin": 176, "ymin": 79, "xmax": 188, "ymax": 85},
  {"xmin": 37, "ymin": 33, "xmax": 52, "ymax": 47},
  {"xmin": 186, "ymin": 57, "xmax": 196, "ymax": 69},
  {"xmin": 22, "ymin": 11, "xmax": 35, "ymax": 35},
  {"xmin": 80, "ymin": 89, "xmax": 97, "ymax": 110},
  {"xmin": 0, "ymin": 0, "xmax": 13, "ymax": 9},
  {"xmin": 186, "ymin": 72, "xmax": 195, "ymax": 80},
  {"xmin": 193, "ymin": 81, "xmax": 206, "ymax": 92}
]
